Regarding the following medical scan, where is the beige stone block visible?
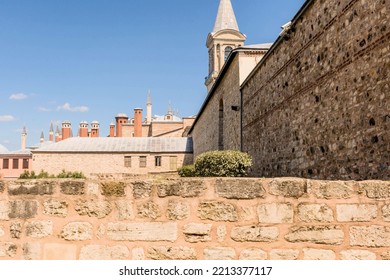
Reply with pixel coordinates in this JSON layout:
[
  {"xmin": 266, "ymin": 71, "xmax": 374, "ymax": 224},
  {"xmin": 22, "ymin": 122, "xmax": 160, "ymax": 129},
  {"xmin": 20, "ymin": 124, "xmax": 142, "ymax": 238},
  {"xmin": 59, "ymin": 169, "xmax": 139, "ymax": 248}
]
[
  {"xmin": 132, "ymin": 247, "xmax": 145, "ymax": 260},
  {"xmin": 270, "ymin": 249, "xmax": 299, "ymax": 260},
  {"xmin": 231, "ymin": 226, "xmax": 279, "ymax": 242},
  {"xmin": 303, "ymin": 248, "xmax": 336, "ymax": 260},
  {"xmin": 26, "ymin": 221, "xmax": 53, "ymax": 238},
  {"xmin": 75, "ymin": 200, "xmax": 112, "ymax": 219},
  {"xmin": 43, "ymin": 199, "xmax": 68, "ymax": 217},
  {"xmin": 350, "ymin": 226, "xmax": 390, "ymax": 247},
  {"xmin": 204, "ymin": 247, "xmax": 236, "ymax": 260},
  {"xmin": 60, "ymin": 222, "xmax": 93, "ymax": 241},
  {"xmin": 382, "ymin": 204, "xmax": 390, "ymax": 221},
  {"xmin": 80, "ymin": 245, "xmax": 129, "ymax": 260},
  {"xmin": 183, "ymin": 223, "xmax": 212, "ymax": 243},
  {"xmin": 340, "ymin": 250, "xmax": 376, "ymax": 260},
  {"xmin": 0, "ymin": 226, "xmax": 4, "ymax": 237},
  {"xmin": 257, "ymin": 203, "xmax": 293, "ymax": 224},
  {"xmin": 0, "ymin": 201, "xmax": 10, "ymax": 220},
  {"xmin": 0, "ymin": 181, "xmax": 4, "ymax": 193},
  {"xmin": 298, "ymin": 203, "xmax": 334, "ymax": 222},
  {"xmin": 100, "ymin": 181, "xmax": 126, "ymax": 197},
  {"xmin": 358, "ymin": 181, "xmax": 390, "ymax": 199},
  {"xmin": 137, "ymin": 201, "xmax": 161, "ymax": 219},
  {"xmin": 336, "ymin": 204, "xmax": 377, "ymax": 222},
  {"xmin": 0, "ymin": 242, "xmax": 17, "ymax": 257},
  {"xmin": 147, "ymin": 246, "xmax": 197, "ymax": 260},
  {"xmin": 157, "ymin": 179, "xmax": 206, "ymax": 198},
  {"xmin": 132, "ymin": 181, "xmax": 152, "ymax": 199},
  {"xmin": 9, "ymin": 200, "xmax": 38, "ymax": 219},
  {"xmin": 116, "ymin": 200, "xmax": 134, "ymax": 220},
  {"xmin": 60, "ymin": 181, "xmax": 85, "ymax": 195},
  {"xmin": 10, "ymin": 222, "xmax": 22, "ymax": 239},
  {"xmin": 311, "ymin": 180, "xmax": 354, "ymax": 199},
  {"xmin": 107, "ymin": 222, "xmax": 177, "ymax": 241},
  {"xmin": 43, "ymin": 243, "xmax": 77, "ymax": 260},
  {"xmin": 239, "ymin": 249, "xmax": 267, "ymax": 260},
  {"xmin": 381, "ymin": 251, "xmax": 390, "ymax": 260},
  {"xmin": 198, "ymin": 201, "xmax": 238, "ymax": 222},
  {"xmin": 8, "ymin": 180, "xmax": 54, "ymax": 195},
  {"xmin": 23, "ymin": 243, "xmax": 41, "ymax": 260},
  {"xmin": 217, "ymin": 225, "xmax": 227, "ymax": 242},
  {"xmin": 216, "ymin": 178, "xmax": 265, "ymax": 199},
  {"xmin": 285, "ymin": 225, "xmax": 344, "ymax": 245},
  {"xmin": 269, "ymin": 178, "xmax": 307, "ymax": 198},
  {"xmin": 167, "ymin": 200, "xmax": 190, "ymax": 220},
  {"xmin": 86, "ymin": 182, "xmax": 100, "ymax": 195}
]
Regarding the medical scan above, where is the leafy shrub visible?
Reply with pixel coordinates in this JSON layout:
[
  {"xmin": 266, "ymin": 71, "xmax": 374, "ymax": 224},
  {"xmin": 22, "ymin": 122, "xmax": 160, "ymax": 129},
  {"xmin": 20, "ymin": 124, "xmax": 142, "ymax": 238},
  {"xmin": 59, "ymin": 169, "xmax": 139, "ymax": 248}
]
[
  {"xmin": 194, "ymin": 150, "xmax": 252, "ymax": 177},
  {"xmin": 178, "ymin": 165, "xmax": 197, "ymax": 177},
  {"xmin": 19, "ymin": 169, "xmax": 85, "ymax": 179}
]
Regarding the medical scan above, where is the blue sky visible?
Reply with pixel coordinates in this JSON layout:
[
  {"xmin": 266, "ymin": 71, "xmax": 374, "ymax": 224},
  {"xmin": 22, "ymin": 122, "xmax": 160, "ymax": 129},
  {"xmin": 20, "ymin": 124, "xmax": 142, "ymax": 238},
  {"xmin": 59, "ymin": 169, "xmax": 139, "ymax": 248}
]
[{"xmin": 0, "ymin": 0, "xmax": 305, "ymax": 151}]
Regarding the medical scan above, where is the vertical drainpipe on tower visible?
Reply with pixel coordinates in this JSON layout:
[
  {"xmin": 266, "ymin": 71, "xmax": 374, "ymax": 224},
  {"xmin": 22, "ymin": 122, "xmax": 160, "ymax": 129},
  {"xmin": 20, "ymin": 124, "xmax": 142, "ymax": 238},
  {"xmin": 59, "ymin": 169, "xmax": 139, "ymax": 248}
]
[{"xmin": 240, "ymin": 88, "xmax": 243, "ymax": 152}]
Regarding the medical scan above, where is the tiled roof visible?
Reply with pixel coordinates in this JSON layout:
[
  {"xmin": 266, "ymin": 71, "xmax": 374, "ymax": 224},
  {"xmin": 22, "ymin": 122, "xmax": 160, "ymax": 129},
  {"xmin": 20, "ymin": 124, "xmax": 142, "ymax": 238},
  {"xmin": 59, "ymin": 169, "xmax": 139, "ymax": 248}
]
[{"xmin": 33, "ymin": 137, "xmax": 193, "ymax": 153}]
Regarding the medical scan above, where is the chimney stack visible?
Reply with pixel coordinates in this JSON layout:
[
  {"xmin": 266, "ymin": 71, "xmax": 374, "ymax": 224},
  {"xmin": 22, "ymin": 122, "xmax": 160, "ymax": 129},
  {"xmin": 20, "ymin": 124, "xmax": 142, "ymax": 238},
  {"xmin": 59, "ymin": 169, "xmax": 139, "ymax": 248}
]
[
  {"xmin": 91, "ymin": 121, "xmax": 100, "ymax": 138},
  {"xmin": 62, "ymin": 121, "xmax": 72, "ymax": 140},
  {"xmin": 115, "ymin": 114, "xmax": 128, "ymax": 138},
  {"xmin": 109, "ymin": 123, "xmax": 115, "ymax": 137},
  {"xmin": 134, "ymin": 108, "xmax": 143, "ymax": 137},
  {"xmin": 79, "ymin": 121, "xmax": 89, "ymax": 137}
]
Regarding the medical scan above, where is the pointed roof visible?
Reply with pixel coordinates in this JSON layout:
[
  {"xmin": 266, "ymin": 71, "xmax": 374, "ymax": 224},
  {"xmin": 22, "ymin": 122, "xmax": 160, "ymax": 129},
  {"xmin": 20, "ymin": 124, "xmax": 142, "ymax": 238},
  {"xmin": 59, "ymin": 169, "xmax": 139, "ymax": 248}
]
[
  {"xmin": 213, "ymin": 0, "xmax": 239, "ymax": 33},
  {"xmin": 49, "ymin": 122, "xmax": 54, "ymax": 133},
  {"xmin": 147, "ymin": 90, "xmax": 152, "ymax": 105},
  {"xmin": 22, "ymin": 126, "xmax": 27, "ymax": 135},
  {"xmin": 40, "ymin": 131, "xmax": 45, "ymax": 139}
]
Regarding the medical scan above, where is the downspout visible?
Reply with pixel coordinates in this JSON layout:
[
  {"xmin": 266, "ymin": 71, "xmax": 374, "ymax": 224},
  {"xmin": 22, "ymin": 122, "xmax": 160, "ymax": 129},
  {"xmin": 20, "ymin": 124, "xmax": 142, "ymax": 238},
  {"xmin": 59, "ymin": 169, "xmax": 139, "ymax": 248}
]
[{"xmin": 240, "ymin": 88, "xmax": 243, "ymax": 152}]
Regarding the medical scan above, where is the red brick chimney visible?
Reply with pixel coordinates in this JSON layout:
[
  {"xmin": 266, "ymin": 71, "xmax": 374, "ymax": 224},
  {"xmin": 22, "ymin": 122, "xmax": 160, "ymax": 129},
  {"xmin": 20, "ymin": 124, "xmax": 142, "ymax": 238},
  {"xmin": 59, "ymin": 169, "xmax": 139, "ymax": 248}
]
[
  {"xmin": 134, "ymin": 108, "xmax": 143, "ymax": 137},
  {"xmin": 79, "ymin": 121, "xmax": 88, "ymax": 138},
  {"xmin": 91, "ymin": 121, "xmax": 100, "ymax": 138},
  {"xmin": 62, "ymin": 121, "xmax": 71, "ymax": 140},
  {"xmin": 115, "ymin": 114, "xmax": 128, "ymax": 138},
  {"xmin": 109, "ymin": 123, "xmax": 115, "ymax": 137}
]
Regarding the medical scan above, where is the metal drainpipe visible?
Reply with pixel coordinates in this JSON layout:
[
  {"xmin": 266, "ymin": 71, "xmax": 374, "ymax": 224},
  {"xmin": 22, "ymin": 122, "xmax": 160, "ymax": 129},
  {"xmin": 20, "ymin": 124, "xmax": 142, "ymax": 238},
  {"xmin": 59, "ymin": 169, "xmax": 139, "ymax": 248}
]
[{"xmin": 240, "ymin": 88, "xmax": 243, "ymax": 152}]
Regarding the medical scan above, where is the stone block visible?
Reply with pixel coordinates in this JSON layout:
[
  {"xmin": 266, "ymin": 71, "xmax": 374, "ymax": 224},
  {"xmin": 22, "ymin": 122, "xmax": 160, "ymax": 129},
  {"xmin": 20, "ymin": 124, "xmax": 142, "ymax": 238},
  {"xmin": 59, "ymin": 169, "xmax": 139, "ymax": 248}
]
[
  {"xmin": 147, "ymin": 246, "xmax": 197, "ymax": 260},
  {"xmin": 303, "ymin": 248, "xmax": 336, "ymax": 260},
  {"xmin": 240, "ymin": 206, "xmax": 256, "ymax": 221},
  {"xmin": 183, "ymin": 223, "xmax": 212, "ymax": 243},
  {"xmin": 8, "ymin": 181, "xmax": 54, "ymax": 196},
  {"xmin": 340, "ymin": 250, "xmax": 376, "ymax": 260},
  {"xmin": 198, "ymin": 201, "xmax": 238, "ymax": 222},
  {"xmin": 100, "ymin": 181, "xmax": 126, "ymax": 197},
  {"xmin": 311, "ymin": 180, "xmax": 354, "ymax": 199},
  {"xmin": 80, "ymin": 245, "xmax": 130, "ymax": 260},
  {"xmin": 0, "ymin": 181, "xmax": 4, "ymax": 193},
  {"xmin": 43, "ymin": 200, "xmax": 68, "ymax": 217},
  {"xmin": 60, "ymin": 181, "xmax": 85, "ymax": 195},
  {"xmin": 381, "ymin": 251, "xmax": 390, "ymax": 260},
  {"xmin": 269, "ymin": 249, "xmax": 299, "ymax": 260},
  {"xmin": 86, "ymin": 182, "xmax": 100, "ymax": 195},
  {"xmin": 285, "ymin": 225, "xmax": 344, "ymax": 245},
  {"xmin": 157, "ymin": 179, "xmax": 206, "ymax": 198},
  {"xmin": 336, "ymin": 204, "xmax": 377, "ymax": 222},
  {"xmin": 257, "ymin": 203, "xmax": 293, "ymax": 223},
  {"xmin": 60, "ymin": 222, "xmax": 93, "ymax": 241},
  {"xmin": 0, "ymin": 242, "xmax": 17, "ymax": 257},
  {"xmin": 216, "ymin": 178, "xmax": 265, "ymax": 199},
  {"xmin": 9, "ymin": 200, "xmax": 38, "ymax": 219},
  {"xmin": 75, "ymin": 200, "xmax": 112, "ymax": 219},
  {"xmin": 0, "ymin": 226, "xmax": 4, "ymax": 237},
  {"xmin": 239, "ymin": 249, "xmax": 267, "ymax": 260},
  {"xmin": 382, "ymin": 204, "xmax": 390, "ymax": 221},
  {"xmin": 137, "ymin": 201, "xmax": 161, "ymax": 219},
  {"xmin": 0, "ymin": 201, "xmax": 10, "ymax": 220},
  {"xmin": 116, "ymin": 200, "xmax": 134, "ymax": 220},
  {"xmin": 132, "ymin": 181, "xmax": 152, "ymax": 199},
  {"xmin": 217, "ymin": 225, "xmax": 227, "ymax": 242},
  {"xmin": 25, "ymin": 221, "xmax": 53, "ymax": 238},
  {"xmin": 297, "ymin": 203, "xmax": 334, "ymax": 222},
  {"xmin": 10, "ymin": 222, "xmax": 22, "ymax": 239},
  {"xmin": 107, "ymin": 222, "xmax": 177, "ymax": 241},
  {"xmin": 43, "ymin": 243, "xmax": 77, "ymax": 260},
  {"xmin": 132, "ymin": 247, "xmax": 145, "ymax": 260},
  {"xmin": 166, "ymin": 200, "xmax": 190, "ymax": 220},
  {"xmin": 268, "ymin": 178, "xmax": 307, "ymax": 198},
  {"xmin": 358, "ymin": 181, "xmax": 390, "ymax": 199},
  {"xmin": 204, "ymin": 247, "xmax": 236, "ymax": 260},
  {"xmin": 23, "ymin": 243, "xmax": 41, "ymax": 260},
  {"xmin": 350, "ymin": 226, "xmax": 390, "ymax": 247},
  {"xmin": 231, "ymin": 226, "xmax": 279, "ymax": 242}
]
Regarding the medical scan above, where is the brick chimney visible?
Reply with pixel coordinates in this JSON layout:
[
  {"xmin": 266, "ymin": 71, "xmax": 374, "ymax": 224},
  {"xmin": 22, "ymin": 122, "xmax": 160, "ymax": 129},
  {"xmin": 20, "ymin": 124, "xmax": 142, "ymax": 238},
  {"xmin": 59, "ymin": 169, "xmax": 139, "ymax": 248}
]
[
  {"xmin": 109, "ymin": 123, "xmax": 115, "ymax": 137},
  {"xmin": 79, "ymin": 121, "xmax": 89, "ymax": 138},
  {"xmin": 134, "ymin": 108, "xmax": 143, "ymax": 137},
  {"xmin": 62, "ymin": 121, "xmax": 72, "ymax": 140},
  {"xmin": 91, "ymin": 121, "xmax": 100, "ymax": 138},
  {"xmin": 115, "ymin": 114, "xmax": 128, "ymax": 138},
  {"xmin": 49, "ymin": 123, "xmax": 54, "ymax": 142}
]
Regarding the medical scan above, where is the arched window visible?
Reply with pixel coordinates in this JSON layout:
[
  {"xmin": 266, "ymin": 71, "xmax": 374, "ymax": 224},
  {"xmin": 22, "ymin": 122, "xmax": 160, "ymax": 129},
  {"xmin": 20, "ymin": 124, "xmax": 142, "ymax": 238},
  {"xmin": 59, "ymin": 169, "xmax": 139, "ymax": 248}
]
[
  {"xmin": 218, "ymin": 99, "xmax": 224, "ymax": 150},
  {"xmin": 224, "ymin": 46, "xmax": 233, "ymax": 61}
]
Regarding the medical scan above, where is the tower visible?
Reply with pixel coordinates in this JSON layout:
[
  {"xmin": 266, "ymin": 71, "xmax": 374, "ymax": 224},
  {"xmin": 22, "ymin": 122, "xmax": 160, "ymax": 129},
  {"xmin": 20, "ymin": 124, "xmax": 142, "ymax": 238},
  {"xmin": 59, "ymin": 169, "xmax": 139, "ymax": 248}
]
[
  {"xmin": 40, "ymin": 131, "xmax": 45, "ymax": 144},
  {"xmin": 21, "ymin": 126, "xmax": 27, "ymax": 150},
  {"xmin": 146, "ymin": 91, "xmax": 152, "ymax": 124},
  {"xmin": 49, "ymin": 123, "xmax": 54, "ymax": 142},
  {"xmin": 205, "ymin": 0, "xmax": 246, "ymax": 92}
]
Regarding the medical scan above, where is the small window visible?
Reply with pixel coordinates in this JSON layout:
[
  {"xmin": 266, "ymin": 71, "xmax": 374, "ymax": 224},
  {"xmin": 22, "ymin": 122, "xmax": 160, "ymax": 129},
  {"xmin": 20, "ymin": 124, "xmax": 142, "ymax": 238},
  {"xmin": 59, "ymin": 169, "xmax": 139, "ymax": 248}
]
[
  {"xmin": 22, "ymin": 159, "xmax": 29, "ymax": 169},
  {"xmin": 224, "ymin": 46, "xmax": 233, "ymax": 61},
  {"xmin": 3, "ymin": 159, "xmax": 9, "ymax": 169},
  {"xmin": 124, "ymin": 156, "xmax": 132, "ymax": 167},
  {"xmin": 155, "ymin": 156, "xmax": 162, "ymax": 167},
  {"xmin": 139, "ymin": 156, "xmax": 147, "ymax": 168},
  {"xmin": 13, "ymin": 159, "xmax": 19, "ymax": 169}
]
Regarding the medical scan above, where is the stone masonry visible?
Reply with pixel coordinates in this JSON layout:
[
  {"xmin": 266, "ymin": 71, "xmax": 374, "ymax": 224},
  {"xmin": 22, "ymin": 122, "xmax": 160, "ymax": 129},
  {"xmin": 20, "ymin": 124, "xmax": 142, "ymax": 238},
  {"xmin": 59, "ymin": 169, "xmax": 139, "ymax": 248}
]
[{"xmin": 0, "ymin": 177, "xmax": 390, "ymax": 260}]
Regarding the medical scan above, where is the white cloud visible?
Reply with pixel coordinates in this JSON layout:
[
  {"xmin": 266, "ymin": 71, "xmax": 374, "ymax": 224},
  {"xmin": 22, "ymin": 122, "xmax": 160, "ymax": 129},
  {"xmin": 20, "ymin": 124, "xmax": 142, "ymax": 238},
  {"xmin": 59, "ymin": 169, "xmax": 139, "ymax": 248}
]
[
  {"xmin": 38, "ymin": 107, "xmax": 52, "ymax": 112},
  {"xmin": 57, "ymin": 102, "xmax": 89, "ymax": 113},
  {"xmin": 9, "ymin": 93, "xmax": 28, "ymax": 100},
  {"xmin": 0, "ymin": 115, "xmax": 16, "ymax": 122}
]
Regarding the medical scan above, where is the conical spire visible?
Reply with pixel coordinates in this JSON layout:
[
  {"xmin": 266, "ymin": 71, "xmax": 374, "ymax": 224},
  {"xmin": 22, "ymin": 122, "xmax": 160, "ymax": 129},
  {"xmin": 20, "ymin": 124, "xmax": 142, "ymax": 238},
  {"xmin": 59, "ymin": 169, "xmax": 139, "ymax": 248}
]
[{"xmin": 213, "ymin": 0, "xmax": 239, "ymax": 33}]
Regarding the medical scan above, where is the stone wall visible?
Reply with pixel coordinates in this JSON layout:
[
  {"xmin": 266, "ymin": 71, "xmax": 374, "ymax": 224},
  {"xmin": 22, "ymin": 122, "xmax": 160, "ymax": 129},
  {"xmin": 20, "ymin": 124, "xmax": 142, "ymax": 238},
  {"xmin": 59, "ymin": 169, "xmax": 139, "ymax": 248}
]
[
  {"xmin": 0, "ymin": 177, "xmax": 390, "ymax": 260},
  {"xmin": 241, "ymin": 0, "xmax": 389, "ymax": 180}
]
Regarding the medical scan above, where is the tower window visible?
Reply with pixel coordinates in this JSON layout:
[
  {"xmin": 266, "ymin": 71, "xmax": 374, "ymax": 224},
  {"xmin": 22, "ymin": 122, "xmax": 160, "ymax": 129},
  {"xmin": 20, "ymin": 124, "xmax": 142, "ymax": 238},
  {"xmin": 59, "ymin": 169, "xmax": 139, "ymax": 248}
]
[{"xmin": 224, "ymin": 46, "xmax": 233, "ymax": 61}]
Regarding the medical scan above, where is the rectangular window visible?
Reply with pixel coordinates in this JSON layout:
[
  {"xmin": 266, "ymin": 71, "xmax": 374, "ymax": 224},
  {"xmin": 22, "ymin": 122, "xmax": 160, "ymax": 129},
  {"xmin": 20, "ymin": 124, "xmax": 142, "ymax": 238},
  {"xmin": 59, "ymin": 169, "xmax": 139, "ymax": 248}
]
[
  {"xmin": 155, "ymin": 156, "xmax": 162, "ymax": 167},
  {"xmin": 3, "ymin": 159, "xmax": 9, "ymax": 169},
  {"xmin": 22, "ymin": 159, "xmax": 29, "ymax": 169},
  {"xmin": 139, "ymin": 156, "xmax": 147, "ymax": 168},
  {"xmin": 169, "ymin": 156, "xmax": 177, "ymax": 170},
  {"xmin": 13, "ymin": 159, "xmax": 19, "ymax": 169},
  {"xmin": 124, "ymin": 156, "xmax": 132, "ymax": 167}
]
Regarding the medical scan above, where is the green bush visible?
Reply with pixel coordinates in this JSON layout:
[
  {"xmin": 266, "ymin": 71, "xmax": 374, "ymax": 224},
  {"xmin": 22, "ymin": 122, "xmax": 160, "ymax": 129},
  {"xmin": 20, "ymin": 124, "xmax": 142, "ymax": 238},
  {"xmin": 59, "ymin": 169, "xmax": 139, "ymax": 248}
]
[
  {"xmin": 19, "ymin": 169, "xmax": 85, "ymax": 179},
  {"xmin": 178, "ymin": 165, "xmax": 197, "ymax": 177},
  {"xmin": 194, "ymin": 150, "xmax": 252, "ymax": 177}
]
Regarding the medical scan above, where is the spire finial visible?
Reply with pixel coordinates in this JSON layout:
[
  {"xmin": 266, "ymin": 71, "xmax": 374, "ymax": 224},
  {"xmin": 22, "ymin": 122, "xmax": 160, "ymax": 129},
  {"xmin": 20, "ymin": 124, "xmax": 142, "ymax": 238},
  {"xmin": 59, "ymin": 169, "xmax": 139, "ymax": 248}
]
[
  {"xmin": 213, "ymin": 0, "xmax": 239, "ymax": 33},
  {"xmin": 147, "ymin": 90, "xmax": 152, "ymax": 105}
]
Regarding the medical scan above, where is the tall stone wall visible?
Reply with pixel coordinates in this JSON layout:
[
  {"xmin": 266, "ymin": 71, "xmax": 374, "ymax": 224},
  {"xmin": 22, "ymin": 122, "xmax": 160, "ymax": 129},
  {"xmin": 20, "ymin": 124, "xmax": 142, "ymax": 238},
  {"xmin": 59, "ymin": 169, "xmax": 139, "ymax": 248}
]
[
  {"xmin": 241, "ymin": 0, "xmax": 389, "ymax": 179},
  {"xmin": 0, "ymin": 177, "xmax": 390, "ymax": 260}
]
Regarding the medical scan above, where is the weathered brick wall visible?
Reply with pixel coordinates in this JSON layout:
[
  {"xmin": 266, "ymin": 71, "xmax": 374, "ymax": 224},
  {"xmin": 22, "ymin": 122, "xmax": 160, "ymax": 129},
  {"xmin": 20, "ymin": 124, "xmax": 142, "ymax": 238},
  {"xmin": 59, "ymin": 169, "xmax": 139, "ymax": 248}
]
[
  {"xmin": 0, "ymin": 177, "xmax": 390, "ymax": 260},
  {"xmin": 241, "ymin": 0, "xmax": 389, "ymax": 179}
]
